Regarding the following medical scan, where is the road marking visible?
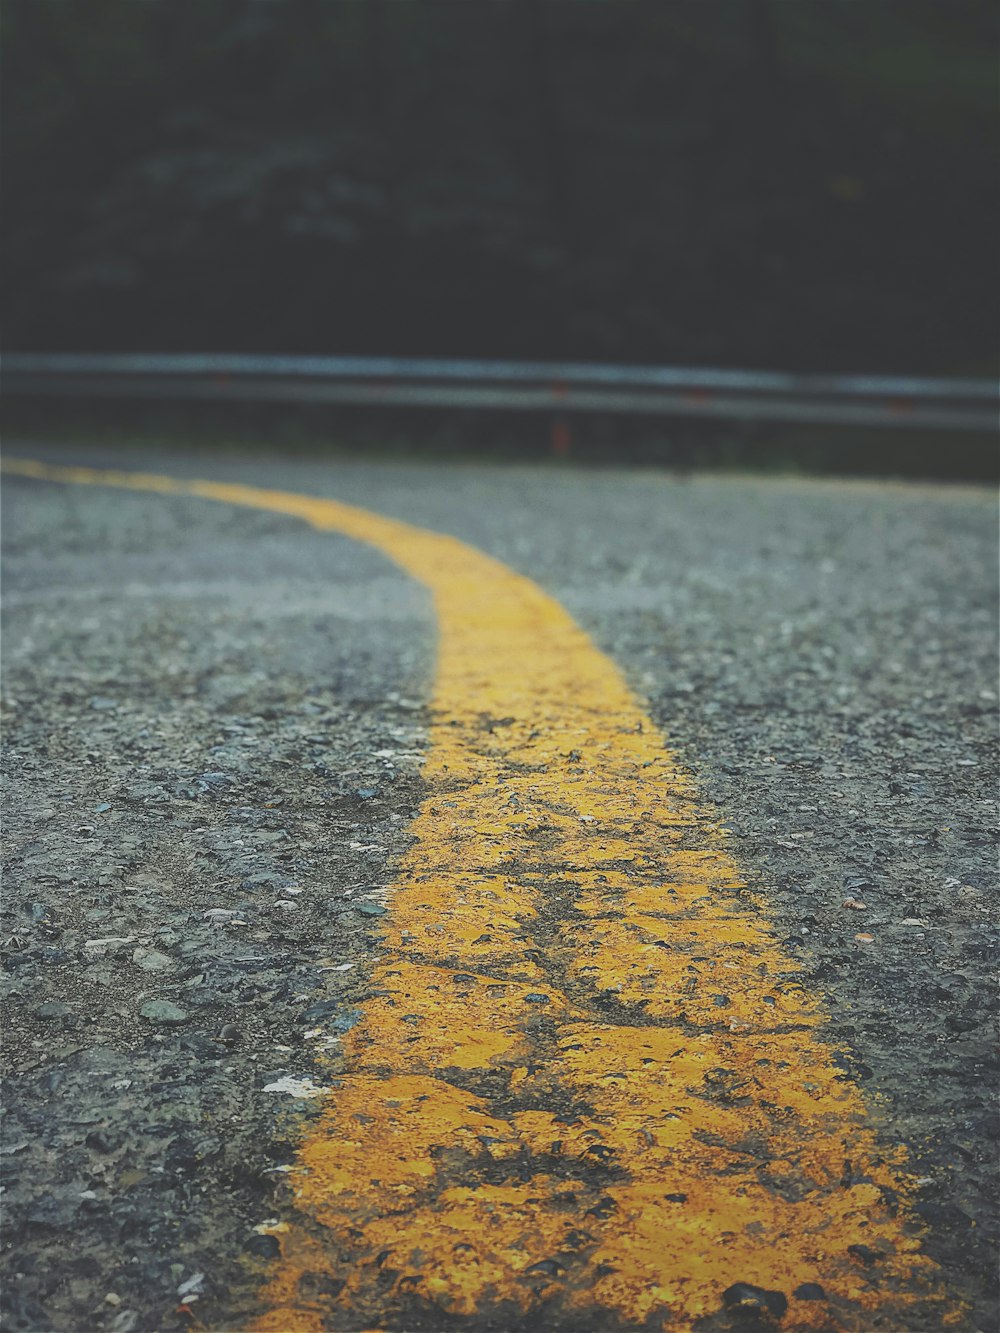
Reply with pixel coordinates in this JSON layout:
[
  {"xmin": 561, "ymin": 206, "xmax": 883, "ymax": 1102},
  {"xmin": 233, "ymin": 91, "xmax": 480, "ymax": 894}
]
[{"xmin": 4, "ymin": 458, "xmax": 957, "ymax": 1330}]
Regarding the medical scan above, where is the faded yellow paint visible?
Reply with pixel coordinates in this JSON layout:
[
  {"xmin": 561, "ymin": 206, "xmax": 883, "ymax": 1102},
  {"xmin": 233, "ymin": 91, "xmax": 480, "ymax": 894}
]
[{"xmin": 4, "ymin": 457, "xmax": 958, "ymax": 1330}]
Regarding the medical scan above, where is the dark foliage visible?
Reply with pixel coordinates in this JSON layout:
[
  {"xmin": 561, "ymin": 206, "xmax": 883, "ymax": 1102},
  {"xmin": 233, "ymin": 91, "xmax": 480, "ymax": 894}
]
[{"xmin": 2, "ymin": 0, "xmax": 998, "ymax": 373}]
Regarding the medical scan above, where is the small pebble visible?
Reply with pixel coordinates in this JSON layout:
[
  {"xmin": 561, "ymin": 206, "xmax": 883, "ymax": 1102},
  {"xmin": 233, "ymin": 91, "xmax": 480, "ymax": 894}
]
[
  {"xmin": 84, "ymin": 936, "xmax": 136, "ymax": 956},
  {"xmin": 848, "ymin": 1243, "xmax": 884, "ymax": 1267},
  {"xmin": 133, "ymin": 949, "xmax": 173, "ymax": 972},
  {"xmin": 524, "ymin": 1258, "xmax": 565, "ymax": 1276},
  {"xmin": 794, "ymin": 1282, "xmax": 826, "ymax": 1300},
  {"xmin": 138, "ymin": 1000, "xmax": 189, "ymax": 1025},
  {"xmin": 245, "ymin": 1233, "xmax": 280, "ymax": 1258},
  {"xmin": 722, "ymin": 1283, "xmax": 788, "ymax": 1318}
]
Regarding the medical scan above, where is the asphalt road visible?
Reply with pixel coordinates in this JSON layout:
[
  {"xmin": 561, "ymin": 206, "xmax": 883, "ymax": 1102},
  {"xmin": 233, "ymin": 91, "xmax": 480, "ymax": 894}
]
[{"xmin": 1, "ymin": 444, "xmax": 997, "ymax": 1333}]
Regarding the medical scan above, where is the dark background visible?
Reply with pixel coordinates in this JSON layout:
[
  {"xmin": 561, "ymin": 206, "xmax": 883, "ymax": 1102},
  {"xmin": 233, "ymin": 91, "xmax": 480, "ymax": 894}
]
[{"xmin": 3, "ymin": 0, "xmax": 999, "ymax": 375}]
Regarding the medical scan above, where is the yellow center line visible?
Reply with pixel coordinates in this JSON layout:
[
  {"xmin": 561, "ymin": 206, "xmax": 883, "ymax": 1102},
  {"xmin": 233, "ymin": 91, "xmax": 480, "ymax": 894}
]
[{"xmin": 4, "ymin": 457, "xmax": 959, "ymax": 1331}]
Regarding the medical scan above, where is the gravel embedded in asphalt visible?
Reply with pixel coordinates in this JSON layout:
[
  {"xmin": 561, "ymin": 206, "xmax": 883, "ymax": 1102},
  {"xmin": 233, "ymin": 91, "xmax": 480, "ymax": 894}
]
[{"xmin": 1, "ymin": 445, "xmax": 996, "ymax": 1332}]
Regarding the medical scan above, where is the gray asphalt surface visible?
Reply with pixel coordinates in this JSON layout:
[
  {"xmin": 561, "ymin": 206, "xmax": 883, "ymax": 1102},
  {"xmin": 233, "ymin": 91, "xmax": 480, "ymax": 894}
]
[{"xmin": 1, "ymin": 444, "xmax": 997, "ymax": 1333}]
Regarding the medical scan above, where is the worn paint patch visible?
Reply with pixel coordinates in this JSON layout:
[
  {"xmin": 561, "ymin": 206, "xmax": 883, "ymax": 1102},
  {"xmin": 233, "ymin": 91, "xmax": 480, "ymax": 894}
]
[{"xmin": 3, "ymin": 458, "xmax": 960, "ymax": 1331}]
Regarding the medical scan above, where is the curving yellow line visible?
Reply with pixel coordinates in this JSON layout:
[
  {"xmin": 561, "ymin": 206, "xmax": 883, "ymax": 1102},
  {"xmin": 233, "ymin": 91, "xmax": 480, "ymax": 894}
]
[{"xmin": 4, "ymin": 457, "xmax": 960, "ymax": 1331}]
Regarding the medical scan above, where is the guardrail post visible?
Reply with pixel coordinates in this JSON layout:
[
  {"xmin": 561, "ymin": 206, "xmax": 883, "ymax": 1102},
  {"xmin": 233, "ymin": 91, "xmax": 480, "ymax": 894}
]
[
  {"xmin": 550, "ymin": 379, "xmax": 571, "ymax": 457},
  {"xmin": 550, "ymin": 414, "xmax": 571, "ymax": 458}
]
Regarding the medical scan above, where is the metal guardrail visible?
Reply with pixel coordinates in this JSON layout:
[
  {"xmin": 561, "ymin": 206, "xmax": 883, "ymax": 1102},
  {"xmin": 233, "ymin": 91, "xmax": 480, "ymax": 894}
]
[{"xmin": 3, "ymin": 352, "xmax": 997, "ymax": 431}]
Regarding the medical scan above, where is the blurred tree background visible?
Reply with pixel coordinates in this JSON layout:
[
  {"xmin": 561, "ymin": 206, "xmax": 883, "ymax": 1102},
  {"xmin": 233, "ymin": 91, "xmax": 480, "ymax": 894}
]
[{"xmin": 2, "ymin": 0, "xmax": 998, "ymax": 374}]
